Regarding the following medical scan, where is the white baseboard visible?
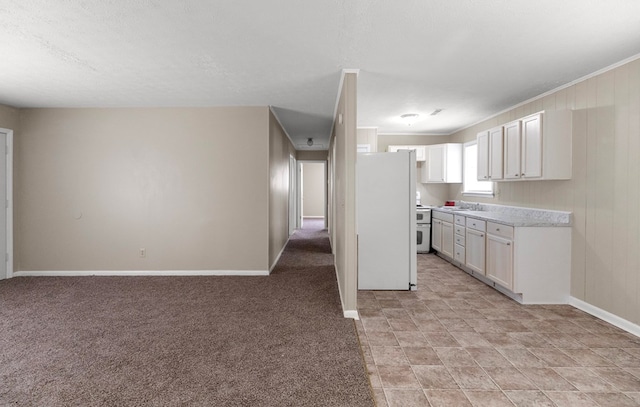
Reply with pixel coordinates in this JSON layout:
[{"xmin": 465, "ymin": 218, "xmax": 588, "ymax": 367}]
[
  {"xmin": 12, "ymin": 270, "xmax": 270, "ymax": 277},
  {"xmin": 269, "ymin": 236, "xmax": 291, "ymax": 273},
  {"xmin": 344, "ymin": 310, "xmax": 360, "ymax": 320},
  {"xmin": 569, "ymin": 296, "xmax": 640, "ymax": 338}
]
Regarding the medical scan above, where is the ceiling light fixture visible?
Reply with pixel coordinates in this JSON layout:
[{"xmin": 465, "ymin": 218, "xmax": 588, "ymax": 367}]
[
  {"xmin": 400, "ymin": 113, "xmax": 419, "ymax": 126},
  {"xmin": 307, "ymin": 138, "xmax": 314, "ymax": 146}
]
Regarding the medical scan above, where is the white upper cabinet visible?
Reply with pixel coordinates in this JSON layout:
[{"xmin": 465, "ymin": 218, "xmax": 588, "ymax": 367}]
[
  {"xmin": 387, "ymin": 145, "xmax": 426, "ymax": 161},
  {"xmin": 521, "ymin": 113, "xmax": 543, "ymax": 179},
  {"xmin": 489, "ymin": 126, "xmax": 504, "ymax": 180},
  {"xmin": 503, "ymin": 120, "xmax": 522, "ymax": 180},
  {"xmin": 477, "ymin": 130, "xmax": 489, "ymax": 181},
  {"xmin": 477, "ymin": 125, "xmax": 504, "ymax": 181},
  {"xmin": 422, "ymin": 143, "xmax": 462, "ymax": 183},
  {"xmin": 479, "ymin": 110, "xmax": 572, "ymax": 182}
]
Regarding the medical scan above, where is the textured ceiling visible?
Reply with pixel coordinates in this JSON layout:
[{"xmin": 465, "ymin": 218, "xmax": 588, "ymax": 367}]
[{"xmin": 1, "ymin": 1, "xmax": 640, "ymax": 150}]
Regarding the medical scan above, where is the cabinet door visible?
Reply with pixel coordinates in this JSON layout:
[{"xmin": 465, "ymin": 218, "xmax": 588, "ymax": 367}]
[
  {"xmin": 521, "ymin": 113, "xmax": 542, "ymax": 178},
  {"xmin": 465, "ymin": 228, "xmax": 485, "ymax": 275},
  {"xmin": 503, "ymin": 120, "xmax": 521, "ymax": 180},
  {"xmin": 432, "ymin": 219, "xmax": 442, "ymax": 252},
  {"xmin": 428, "ymin": 145, "xmax": 445, "ymax": 182},
  {"xmin": 486, "ymin": 234, "xmax": 513, "ymax": 290},
  {"xmin": 415, "ymin": 146, "xmax": 426, "ymax": 162},
  {"xmin": 441, "ymin": 221, "xmax": 454, "ymax": 258},
  {"xmin": 477, "ymin": 131, "xmax": 490, "ymax": 181},
  {"xmin": 489, "ymin": 126, "xmax": 504, "ymax": 180}
]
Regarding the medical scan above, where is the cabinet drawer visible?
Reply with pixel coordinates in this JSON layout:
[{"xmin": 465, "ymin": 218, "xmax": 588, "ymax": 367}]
[
  {"xmin": 455, "ymin": 234, "xmax": 465, "ymax": 246},
  {"xmin": 487, "ymin": 222, "xmax": 514, "ymax": 239},
  {"xmin": 454, "ymin": 244, "xmax": 465, "ymax": 263},
  {"xmin": 466, "ymin": 218, "xmax": 486, "ymax": 232},
  {"xmin": 455, "ymin": 225, "xmax": 465, "ymax": 236},
  {"xmin": 433, "ymin": 211, "xmax": 454, "ymax": 223},
  {"xmin": 454, "ymin": 215, "xmax": 466, "ymax": 226}
]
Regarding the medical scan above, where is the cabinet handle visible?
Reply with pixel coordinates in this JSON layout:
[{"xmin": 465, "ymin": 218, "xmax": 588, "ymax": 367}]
[
  {"xmin": 484, "ymin": 176, "xmax": 488, "ymax": 179},
  {"xmin": 496, "ymin": 228, "xmax": 500, "ymax": 231},
  {"xmin": 521, "ymin": 173, "xmax": 525, "ymax": 176},
  {"xmin": 480, "ymin": 234, "xmax": 484, "ymax": 237},
  {"xmin": 507, "ymin": 242, "xmax": 511, "ymax": 246},
  {"xmin": 515, "ymin": 174, "xmax": 519, "ymax": 177}
]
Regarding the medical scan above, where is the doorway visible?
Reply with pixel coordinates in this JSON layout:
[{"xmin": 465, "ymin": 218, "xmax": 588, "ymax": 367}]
[
  {"xmin": 299, "ymin": 161, "xmax": 327, "ymax": 230},
  {"xmin": 0, "ymin": 128, "xmax": 13, "ymax": 280}
]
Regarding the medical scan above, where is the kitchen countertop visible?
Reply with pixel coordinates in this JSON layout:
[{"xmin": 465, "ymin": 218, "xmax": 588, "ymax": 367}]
[{"xmin": 431, "ymin": 205, "xmax": 571, "ymax": 227}]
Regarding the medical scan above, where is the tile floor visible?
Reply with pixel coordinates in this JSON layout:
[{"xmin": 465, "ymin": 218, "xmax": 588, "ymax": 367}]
[{"xmin": 355, "ymin": 254, "xmax": 640, "ymax": 407}]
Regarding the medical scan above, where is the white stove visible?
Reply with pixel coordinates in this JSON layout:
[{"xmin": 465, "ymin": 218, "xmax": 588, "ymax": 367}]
[{"xmin": 416, "ymin": 205, "xmax": 431, "ymax": 253}]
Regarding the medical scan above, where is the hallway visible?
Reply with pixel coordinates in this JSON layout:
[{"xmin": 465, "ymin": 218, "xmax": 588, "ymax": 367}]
[{"xmin": 356, "ymin": 254, "xmax": 640, "ymax": 407}]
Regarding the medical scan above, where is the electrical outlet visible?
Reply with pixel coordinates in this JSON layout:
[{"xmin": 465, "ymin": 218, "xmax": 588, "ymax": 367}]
[{"xmin": 139, "ymin": 248, "xmax": 146, "ymax": 258}]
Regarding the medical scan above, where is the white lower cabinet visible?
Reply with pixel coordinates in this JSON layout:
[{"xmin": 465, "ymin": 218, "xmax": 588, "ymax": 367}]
[
  {"xmin": 430, "ymin": 211, "xmax": 571, "ymax": 304},
  {"xmin": 465, "ymin": 228, "xmax": 485, "ymax": 275},
  {"xmin": 432, "ymin": 219, "xmax": 442, "ymax": 252},
  {"xmin": 441, "ymin": 221, "xmax": 454, "ymax": 259},
  {"xmin": 432, "ymin": 212, "xmax": 454, "ymax": 258},
  {"xmin": 486, "ymin": 233, "xmax": 513, "ymax": 289}
]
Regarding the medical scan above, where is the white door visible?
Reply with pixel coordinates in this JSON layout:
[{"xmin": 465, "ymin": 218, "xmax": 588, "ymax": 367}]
[
  {"xmin": 0, "ymin": 130, "xmax": 8, "ymax": 280},
  {"xmin": 465, "ymin": 228, "xmax": 485, "ymax": 274},
  {"xmin": 486, "ymin": 234, "xmax": 514, "ymax": 290},
  {"xmin": 489, "ymin": 126, "xmax": 504, "ymax": 180},
  {"xmin": 476, "ymin": 131, "xmax": 489, "ymax": 181}
]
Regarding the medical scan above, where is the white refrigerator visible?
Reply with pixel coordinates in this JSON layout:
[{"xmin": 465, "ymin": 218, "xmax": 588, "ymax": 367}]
[{"xmin": 357, "ymin": 150, "xmax": 417, "ymax": 290}]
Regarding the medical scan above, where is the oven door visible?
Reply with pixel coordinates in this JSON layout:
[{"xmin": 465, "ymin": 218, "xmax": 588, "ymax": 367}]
[{"xmin": 417, "ymin": 223, "xmax": 431, "ymax": 253}]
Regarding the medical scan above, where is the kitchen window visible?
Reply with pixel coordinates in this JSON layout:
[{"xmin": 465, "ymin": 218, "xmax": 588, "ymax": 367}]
[{"xmin": 463, "ymin": 141, "xmax": 494, "ymax": 196}]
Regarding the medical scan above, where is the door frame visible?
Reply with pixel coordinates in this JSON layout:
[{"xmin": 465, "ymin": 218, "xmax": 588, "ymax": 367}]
[
  {"xmin": 297, "ymin": 160, "xmax": 328, "ymax": 229},
  {"xmin": 288, "ymin": 154, "xmax": 297, "ymax": 235},
  {"xmin": 0, "ymin": 128, "xmax": 13, "ymax": 279}
]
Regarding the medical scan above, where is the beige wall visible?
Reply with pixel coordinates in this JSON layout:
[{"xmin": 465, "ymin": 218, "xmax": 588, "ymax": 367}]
[
  {"xmin": 296, "ymin": 150, "xmax": 327, "ymax": 161},
  {"xmin": 268, "ymin": 110, "xmax": 295, "ymax": 269},
  {"xmin": 302, "ymin": 162, "xmax": 324, "ymax": 217},
  {"xmin": 16, "ymin": 107, "xmax": 271, "ymax": 272},
  {"xmin": 449, "ymin": 58, "xmax": 640, "ymax": 325},
  {"xmin": 378, "ymin": 134, "xmax": 452, "ymax": 206},
  {"xmin": 0, "ymin": 104, "xmax": 20, "ymax": 130},
  {"xmin": 330, "ymin": 72, "xmax": 358, "ymax": 314}
]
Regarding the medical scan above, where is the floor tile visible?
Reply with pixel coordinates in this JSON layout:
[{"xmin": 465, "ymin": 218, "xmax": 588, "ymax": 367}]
[
  {"xmin": 371, "ymin": 346, "xmax": 410, "ymax": 366},
  {"xmin": 434, "ymin": 347, "xmax": 477, "ymax": 367},
  {"xmin": 544, "ymin": 391, "xmax": 598, "ymax": 407},
  {"xmin": 464, "ymin": 390, "xmax": 515, "ymax": 407},
  {"xmin": 366, "ymin": 332, "xmax": 399, "ymax": 346},
  {"xmin": 384, "ymin": 389, "xmax": 429, "ymax": 407},
  {"xmin": 412, "ymin": 365, "xmax": 459, "ymax": 389},
  {"xmin": 526, "ymin": 348, "xmax": 579, "ymax": 367},
  {"xmin": 483, "ymin": 367, "xmax": 537, "ymax": 390},
  {"xmin": 498, "ymin": 349, "xmax": 547, "ymax": 368},
  {"xmin": 393, "ymin": 331, "xmax": 430, "ymax": 347},
  {"xmin": 361, "ymin": 317, "xmax": 392, "ymax": 332},
  {"xmin": 466, "ymin": 347, "xmax": 513, "ymax": 367},
  {"xmin": 423, "ymin": 332, "xmax": 460, "ymax": 347},
  {"xmin": 450, "ymin": 331, "xmax": 493, "ymax": 348},
  {"xmin": 518, "ymin": 368, "xmax": 577, "ymax": 391},
  {"xmin": 591, "ymin": 367, "xmax": 640, "ymax": 391},
  {"xmin": 586, "ymin": 392, "xmax": 639, "ymax": 406},
  {"xmin": 377, "ymin": 365, "xmax": 421, "ymax": 389},
  {"xmin": 357, "ymin": 254, "xmax": 640, "ymax": 406},
  {"xmin": 448, "ymin": 366, "xmax": 498, "ymax": 390},
  {"xmin": 559, "ymin": 348, "xmax": 614, "ymax": 366},
  {"xmin": 425, "ymin": 389, "xmax": 472, "ymax": 406},
  {"xmin": 553, "ymin": 367, "xmax": 618, "ymax": 391},
  {"xmin": 371, "ymin": 389, "xmax": 388, "ymax": 407},
  {"xmin": 403, "ymin": 346, "xmax": 442, "ymax": 366},
  {"xmin": 503, "ymin": 390, "xmax": 555, "ymax": 407},
  {"xmin": 593, "ymin": 348, "xmax": 640, "ymax": 368}
]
